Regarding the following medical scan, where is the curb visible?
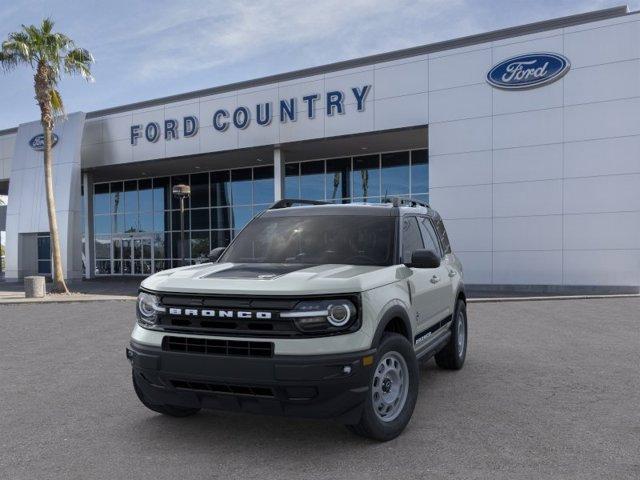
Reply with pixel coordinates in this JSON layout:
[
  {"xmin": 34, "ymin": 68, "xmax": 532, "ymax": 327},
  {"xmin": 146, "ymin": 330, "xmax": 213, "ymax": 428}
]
[
  {"xmin": 0, "ymin": 295, "xmax": 136, "ymax": 305},
  {"xmin": 467, "ymin": 293, "xmax": 640, "ymax": 303}
]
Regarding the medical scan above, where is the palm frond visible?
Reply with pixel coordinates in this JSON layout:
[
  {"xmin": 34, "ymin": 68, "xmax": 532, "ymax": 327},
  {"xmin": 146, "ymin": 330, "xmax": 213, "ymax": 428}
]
[
  {"xmin": 50, "ymin": 88, "xmax": 64, "ymax": 116},
  {"xmin": 64, "ymin": 47, "xmax": 94, "ymax": 81}
]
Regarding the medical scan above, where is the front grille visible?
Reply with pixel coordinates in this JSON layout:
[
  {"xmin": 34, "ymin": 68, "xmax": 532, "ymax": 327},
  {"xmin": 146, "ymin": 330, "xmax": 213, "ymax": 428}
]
[
  {"xmin": 155, "ymin": 293, "xmax": 361, "ymax": 338},
  {"xmin": 157, "ymin": 294, "xmax": 300, "ymax": 337},
  {"xmin": 162, "ymin": 336, "xmax": 274, "ymax": 357},
  {"xmin": 170, "ymin": 379, "xmax": 274, "ymax": 397}
]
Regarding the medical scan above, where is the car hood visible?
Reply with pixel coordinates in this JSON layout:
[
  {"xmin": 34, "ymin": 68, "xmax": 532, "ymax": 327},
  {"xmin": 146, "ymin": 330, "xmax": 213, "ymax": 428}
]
[{"xmin": 140, "ymin": 262, "xmax": 402, "ymax": 295}]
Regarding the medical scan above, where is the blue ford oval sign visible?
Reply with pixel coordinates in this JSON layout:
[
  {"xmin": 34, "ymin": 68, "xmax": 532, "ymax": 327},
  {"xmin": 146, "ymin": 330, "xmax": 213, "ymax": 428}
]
[
  {"xmin": 487, "ymin": 53, "xmax": 570, "ymax": 90},
  {"xmin": 29, "ymin": 133, "xmax": 59, "ymax": 151}
]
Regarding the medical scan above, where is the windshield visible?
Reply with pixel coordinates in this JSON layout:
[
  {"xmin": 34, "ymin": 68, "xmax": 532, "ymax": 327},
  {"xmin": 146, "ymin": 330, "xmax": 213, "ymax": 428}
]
[{"xmin": 220, "ymin": 215, "xmax": 397, "ymax": 266}]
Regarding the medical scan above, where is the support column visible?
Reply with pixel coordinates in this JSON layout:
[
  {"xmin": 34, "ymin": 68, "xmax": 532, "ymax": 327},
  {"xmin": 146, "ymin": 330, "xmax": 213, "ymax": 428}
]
[
  {"xmin": 82, "ymin": 172, "xmax": 94, "ymax": 279},
  {"xmin": 273, "ymin": 147, "xmax": 285, "ymax": 201}
]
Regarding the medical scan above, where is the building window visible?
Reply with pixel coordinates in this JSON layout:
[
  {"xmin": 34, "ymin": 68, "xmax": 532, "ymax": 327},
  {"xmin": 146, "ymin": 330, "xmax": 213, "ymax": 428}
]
[
  {"xmin": 93, "ymin": 164, "xmax": 276, "ymax": 275},
  {"xmin": 37, "ymin": 232, "xmax": 51, "ymax": 275}
]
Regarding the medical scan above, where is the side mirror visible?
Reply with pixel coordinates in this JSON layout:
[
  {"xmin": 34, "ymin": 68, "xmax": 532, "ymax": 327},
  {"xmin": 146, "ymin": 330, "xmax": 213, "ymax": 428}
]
[
  {"xmin": 405, "ymin": 249, "xmax": 440, "ymax": 269},
  {"xmin": 208, "ymin": 247, "xmax": 226, "ymax": 263}
]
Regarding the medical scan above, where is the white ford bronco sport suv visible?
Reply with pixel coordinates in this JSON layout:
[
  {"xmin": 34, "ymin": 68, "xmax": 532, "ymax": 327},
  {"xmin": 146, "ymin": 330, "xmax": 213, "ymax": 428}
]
[{"xmin": 127, "ymin": 197, "xmax": 467, "ymax": 441}]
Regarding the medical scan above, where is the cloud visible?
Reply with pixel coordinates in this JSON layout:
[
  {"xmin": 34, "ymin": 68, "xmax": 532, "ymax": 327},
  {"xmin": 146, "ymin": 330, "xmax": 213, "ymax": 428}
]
[{"xmin": 99, "ymin": 0, "xmax": 474, "ymax": 82}]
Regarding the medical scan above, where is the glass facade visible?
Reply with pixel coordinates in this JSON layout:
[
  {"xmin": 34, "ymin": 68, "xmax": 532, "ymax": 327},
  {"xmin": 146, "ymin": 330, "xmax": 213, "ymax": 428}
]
[
  {"xmin": 92, "ymin": 148, "xmax": 427, "ymax": 275},
  {"xmin": 285, "ymin": 149, "xmax": 428, "ymax": 204},
  {"xmin": 93, "ymin": 165, "xmax": 274, "ymax": 275}
]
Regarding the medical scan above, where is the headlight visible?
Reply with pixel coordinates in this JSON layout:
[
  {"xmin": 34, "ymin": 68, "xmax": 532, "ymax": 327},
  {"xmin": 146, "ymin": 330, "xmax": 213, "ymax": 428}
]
[
  {"xmin": 281, "ymin": 299, "xmax": 358, "ymax": 334},
  {"xmin": 136, "ymin": 292, "xmax": 165, "ymax": 328}
]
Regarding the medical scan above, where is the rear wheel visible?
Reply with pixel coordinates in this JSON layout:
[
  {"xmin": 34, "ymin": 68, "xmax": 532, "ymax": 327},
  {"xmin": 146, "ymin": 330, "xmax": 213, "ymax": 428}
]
[
  {"xmin": 132, "ymin": 372, "xmax": 200, "ymax": 417},
  {"xmin": 435, "ymin": 299, "xmax": 467, "ymax": 370},
  {"xmin": 347, "ymin": 333, "xmax": 418, "ymax": 441}
]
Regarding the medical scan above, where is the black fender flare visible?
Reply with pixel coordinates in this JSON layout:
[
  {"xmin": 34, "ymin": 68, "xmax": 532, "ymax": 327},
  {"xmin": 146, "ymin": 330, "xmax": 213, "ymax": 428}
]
[{"xmin": 371, "ymin": 305, "xmax": 413, "ymax": 348}]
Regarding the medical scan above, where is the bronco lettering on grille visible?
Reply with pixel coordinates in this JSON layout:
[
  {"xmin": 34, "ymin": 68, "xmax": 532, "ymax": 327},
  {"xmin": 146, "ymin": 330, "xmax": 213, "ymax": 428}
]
[{"xmin": 167, "ymin": 308, "xmax": 272, "ymax": 319}]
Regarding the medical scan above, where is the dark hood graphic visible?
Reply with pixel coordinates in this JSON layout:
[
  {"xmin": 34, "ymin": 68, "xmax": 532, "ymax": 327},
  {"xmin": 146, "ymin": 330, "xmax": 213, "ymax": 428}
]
[{"xmin": 203, "ymin": 263, "xmax": 312, "ymax": 280}]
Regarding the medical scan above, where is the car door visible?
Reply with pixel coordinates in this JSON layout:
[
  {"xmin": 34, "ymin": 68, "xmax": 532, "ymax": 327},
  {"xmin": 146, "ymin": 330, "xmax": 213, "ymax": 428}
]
[
  {"xmin": 401, "ymin": 216, "xmax": 449, "ymax": 330},
  {"xmin": 418, "ymin": 216, "xmax": 454, "ymax": 323}
]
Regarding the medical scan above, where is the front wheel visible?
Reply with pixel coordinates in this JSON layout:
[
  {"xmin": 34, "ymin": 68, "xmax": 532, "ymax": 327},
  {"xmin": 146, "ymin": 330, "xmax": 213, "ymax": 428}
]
[
  {"xmin": 346, "ymin": 333, "xmax": 419, "ymax": 441},
  {"xmin": 435, "ymin": 299, "xmax": 467, "ymax": 370}
]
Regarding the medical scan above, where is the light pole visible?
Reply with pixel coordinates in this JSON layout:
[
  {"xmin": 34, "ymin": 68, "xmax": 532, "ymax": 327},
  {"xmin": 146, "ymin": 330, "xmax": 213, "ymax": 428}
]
[{"xmin": 172, "ymin": 184, "xmax": 191, "ymax": 267}]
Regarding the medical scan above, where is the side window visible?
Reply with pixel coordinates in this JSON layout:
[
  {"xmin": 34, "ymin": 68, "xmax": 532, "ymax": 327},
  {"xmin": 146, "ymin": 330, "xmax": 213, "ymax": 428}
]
[
  {"xmin": 419, "ymin": 218, "xmax": 442, "ymax": 257},
  {"xmin": 401, "ymin": 217, "xmax": 424, "ymax": 263},
  {"xmin": 432, "ymin": 213, "xmax": 451, "ymax": 254}
]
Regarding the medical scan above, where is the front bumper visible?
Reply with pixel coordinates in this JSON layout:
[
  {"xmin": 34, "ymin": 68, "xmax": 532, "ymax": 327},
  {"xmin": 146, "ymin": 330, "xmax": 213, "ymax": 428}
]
[{"xmin": 127, "ymin": 340, "xmax": 375, "ymax": 424}]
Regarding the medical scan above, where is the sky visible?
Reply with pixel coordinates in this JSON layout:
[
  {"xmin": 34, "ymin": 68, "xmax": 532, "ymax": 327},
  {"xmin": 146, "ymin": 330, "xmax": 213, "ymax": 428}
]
[{"xmin": 0, "ymin": 0, "xmax": 639, "ymax": 130}]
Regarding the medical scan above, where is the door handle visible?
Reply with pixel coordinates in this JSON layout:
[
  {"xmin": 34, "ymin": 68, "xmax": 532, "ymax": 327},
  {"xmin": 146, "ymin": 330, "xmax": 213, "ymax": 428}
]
[
  {"xmin": 430, "ymin": 275, "xmax": 440, "ymax": 284},
  {"xmin": 448, "ymin": 270, "xmax": 457, "ymax": 277}
]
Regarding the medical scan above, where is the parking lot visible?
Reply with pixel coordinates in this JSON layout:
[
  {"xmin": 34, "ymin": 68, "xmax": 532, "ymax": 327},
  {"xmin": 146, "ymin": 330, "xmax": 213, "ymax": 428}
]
[{"xmin": 1, "ymin": 297, "xmax": 639, "ymax": 479}]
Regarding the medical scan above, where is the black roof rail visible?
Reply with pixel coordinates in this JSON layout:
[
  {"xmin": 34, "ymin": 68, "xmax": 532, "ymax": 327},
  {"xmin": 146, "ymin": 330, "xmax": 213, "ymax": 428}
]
[
  {"xmin": 382, "ymin": 196, "xmax": 430, "ymax": 209},
  {"xmin": 269, "ymin": 198, "xmax": 329, "ymax": 209}
]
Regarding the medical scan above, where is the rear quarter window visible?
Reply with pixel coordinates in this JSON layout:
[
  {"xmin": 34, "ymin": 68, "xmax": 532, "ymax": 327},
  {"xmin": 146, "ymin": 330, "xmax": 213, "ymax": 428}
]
[{"xmin": 432, "ymin": 213, "xmax": 452, "ymax": 254}]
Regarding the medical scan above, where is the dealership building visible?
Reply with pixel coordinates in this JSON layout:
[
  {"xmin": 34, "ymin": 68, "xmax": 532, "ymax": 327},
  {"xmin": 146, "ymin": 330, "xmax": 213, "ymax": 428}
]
[{"xmin": 0, "ymin": 5, "xmax": 639, "ymax": 292}]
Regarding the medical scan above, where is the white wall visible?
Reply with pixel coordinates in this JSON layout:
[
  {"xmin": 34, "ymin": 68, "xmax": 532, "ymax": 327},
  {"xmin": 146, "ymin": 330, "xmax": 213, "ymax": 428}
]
[
  {"xmin": 428, "ymin": 13, "xmax": 640, "ymax": 287},
  {"xmin": 0, "ymin": 133, "xmax": 15, "ymax": 181},
  {"xmin": 4, "ymin": 114, "xmax": 85, "ymax": 280}
]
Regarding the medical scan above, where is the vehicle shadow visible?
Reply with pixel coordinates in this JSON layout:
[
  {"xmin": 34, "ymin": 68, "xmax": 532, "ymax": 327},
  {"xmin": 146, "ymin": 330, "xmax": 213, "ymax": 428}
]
[{"xmin": 122, "ymin": 358, "xmax": 448, "ymax": 454}]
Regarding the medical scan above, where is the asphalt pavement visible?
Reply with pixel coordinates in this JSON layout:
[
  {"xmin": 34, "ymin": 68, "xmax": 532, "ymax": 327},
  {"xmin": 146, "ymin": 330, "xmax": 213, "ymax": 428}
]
[{"xmin": 1, "ymin": 298, "xmax": 638, "ymax": 479}]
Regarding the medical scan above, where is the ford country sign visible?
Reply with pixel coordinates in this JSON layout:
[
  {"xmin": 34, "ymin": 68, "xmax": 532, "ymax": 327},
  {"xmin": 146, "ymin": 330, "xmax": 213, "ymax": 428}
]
[
  {"xmin": 487, "ymin": 53, "xmax": 570, "ymax": 90},
  {"xmin": 29, "ymin": 133, "xmax": 59, "ymax": 151}
]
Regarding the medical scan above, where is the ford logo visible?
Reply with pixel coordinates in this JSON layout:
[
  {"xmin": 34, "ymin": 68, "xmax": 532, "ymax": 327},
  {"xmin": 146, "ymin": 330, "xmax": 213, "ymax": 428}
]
[
  {"xmin": 29, "ymin": 133, "xmax": 59, "ymax": 151},
  {"xmin": 487, "ymin": 53, "xmax": 570, "ymax": 90}
]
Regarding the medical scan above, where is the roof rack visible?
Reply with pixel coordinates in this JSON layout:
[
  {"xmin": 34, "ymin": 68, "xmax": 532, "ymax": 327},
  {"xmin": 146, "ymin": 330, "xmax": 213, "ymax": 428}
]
[
  {"xmin": 382, "ymin": 196, "xmax": 430, "ymax": 209},
  {"xmin": 269, "ymin": 198, "xmax": 329, "ymax": 209}
]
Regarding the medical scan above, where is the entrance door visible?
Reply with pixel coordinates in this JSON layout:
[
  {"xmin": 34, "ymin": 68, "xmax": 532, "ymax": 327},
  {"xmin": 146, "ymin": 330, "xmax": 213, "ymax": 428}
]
[{"xmin": 112, "ymin": 236, "xmax": 154, "ymax": 275}]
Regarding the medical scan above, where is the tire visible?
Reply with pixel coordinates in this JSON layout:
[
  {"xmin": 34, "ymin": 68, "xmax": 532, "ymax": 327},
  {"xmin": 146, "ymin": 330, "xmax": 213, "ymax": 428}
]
[
  {"xmin": 435, "ymin": 299, "xmax": 467, "ymax": 370},
  {"xmin": 132, "ymin": 372, "xmax": 200, "ymax": 417},
  {"xmin": 347, "ymin": 333, "xmax": 419, "ymax": 441}
]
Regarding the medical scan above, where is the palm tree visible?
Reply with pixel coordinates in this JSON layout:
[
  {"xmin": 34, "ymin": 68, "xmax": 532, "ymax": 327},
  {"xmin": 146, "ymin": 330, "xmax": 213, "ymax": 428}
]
[{"xmin": 0, "ymin": 18, "xmax": 93, "ymax": 293}]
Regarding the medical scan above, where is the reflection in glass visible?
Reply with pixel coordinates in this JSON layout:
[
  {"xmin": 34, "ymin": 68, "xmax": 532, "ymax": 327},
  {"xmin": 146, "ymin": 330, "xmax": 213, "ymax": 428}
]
[
  {"xmin": 211, "ymin": 207, "xmax": 230, "ymax": 230},
  {"xmin": 139, "ymin": 213, "xmax": 153, "ymax": 232},
  {"xmin": 231, "ymin": 169, "xmax": 252, "ymax": 205},
  {"xmin": 285, "ymin": 163, "xmax": 299, "ymax": 198},
  {"xmin": 122, "ymin": 239, "xmax": 132, "ymax": 259},
  {"xmin": 111, "ymin": 182, "xmax": 123, "ymax": 214},
  {"xmin": 190, "ymin": 173, "xmax": 209, "ymax": 208},
  {"xmin": 211, "ymin": 171, "xmax": 231, "ymax": 208},
  {"xmin": 112, "ymin": 238, "xmax": 122, "ymax": 260},
  {"xmin": 153, "ymin": 233, "xmax": 166, "ymax": 259},
  {"xmin": 94, "ymin": 215, "xmax": 110, "ymax": 235},
  {"xmin": 410, "ymin": 149, "xmax": 428, "ymax": 194},
  {"xmin": 190, "ymin": 231, "xmax": 210, "ymax": 259},
  {"xmin": 153, "ymin": 177, "xmax": 170, "ymax": 212},
  {"xmin": 230, "ymin": 205, "xmax": 253, "ymax": 231},
  {"xmin": 191, "ymin": 208, "xmax": 209, "ymax": 230},
  {"xmin": 253, "ymin": 166, "xmax": 274, "ymax": 205},
  {"xmin": 94, "ymin": 183, "xmax": 110, "ymax": 214},
  {"xmin": 124, "ymin": 180, "xmax": 138, "ymax": 212},
  {"xmin": 96, "ymin": 260, "xmax": 111, "ymax": 275},
  {"xmin": 381, "ymin": 151, "xmax": 410, "ymax": 197},
  {"xmin": 139, "ymin": 179, "xmax": 153, "ymax": 212},
  {"xmin": 211, "ymin": 230, "xmax": 231, "ymax": 249},
  {"xmin": 300, "ymin": 161, "xmax": 324, "ymax": 200},
  {"xmin": 95, "ymin": 236, "xmax": 110, "ymax": 259},
  {"xmin": 326, "ymin": 158, "xmax": 351, "ymax": 202},
  {"xmin": 353, "ymin": 155, "xmax": 380, "ymax": 201},
  {"xmin": 124, "ymin": 213, "xmax": 138, "ymax": 233},
  {"xmin": 171, "ymin": 210, "xmax": 190, "ymax": 231}
]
